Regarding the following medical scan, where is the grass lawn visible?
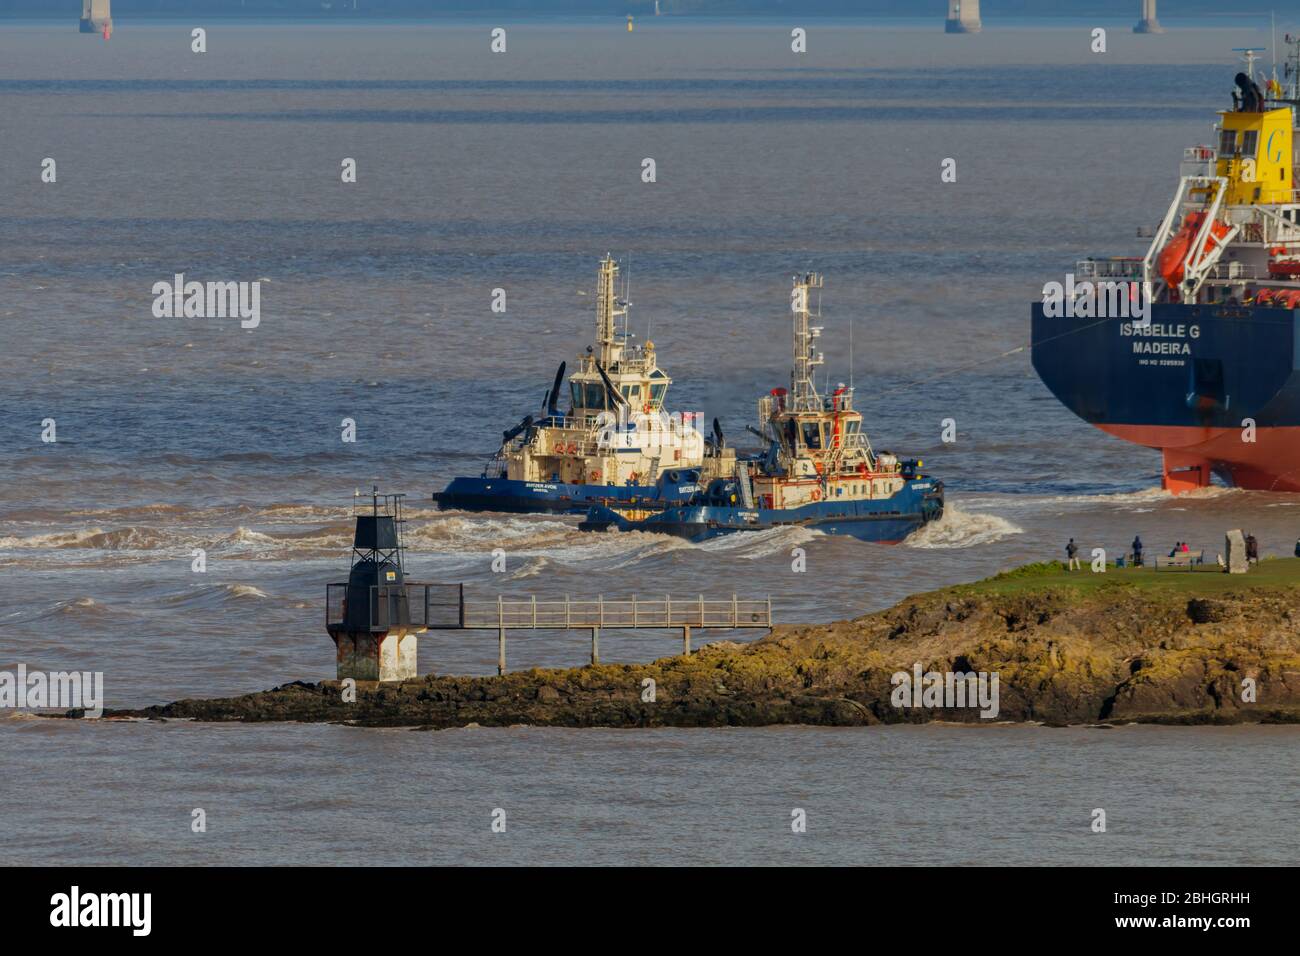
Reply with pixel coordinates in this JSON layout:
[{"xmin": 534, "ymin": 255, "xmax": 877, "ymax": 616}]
[{"xmin": 959, "ymin": 557, "xmax": 1300, "ymax": 598}]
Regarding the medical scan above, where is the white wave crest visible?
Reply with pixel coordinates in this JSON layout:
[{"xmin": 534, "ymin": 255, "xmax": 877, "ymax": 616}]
[
  {"xmin": 696, "ymin": 524, "xmax": 822, "ymax": 558},
  {"xmin": 0, "ymin": 527, "xmax": 172, "ymax": 550},
  {"xmin": 905, "ymin": 506, "xmax": 1023, "ymax": 549},
  {"xmin": 226, "ymin": 584, "xmax": 270, "ymax": 599}
]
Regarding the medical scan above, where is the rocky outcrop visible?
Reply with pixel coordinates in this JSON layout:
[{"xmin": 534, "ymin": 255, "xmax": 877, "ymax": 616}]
[{"xmin": 98, "ymin": 568, "xmax": 1300, "ymax": 729}]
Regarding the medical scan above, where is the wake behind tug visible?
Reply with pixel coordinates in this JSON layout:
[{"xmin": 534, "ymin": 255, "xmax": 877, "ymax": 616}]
[{"xmin": 580, "ymin": 273, "xmax": 944, "ymax": 542}]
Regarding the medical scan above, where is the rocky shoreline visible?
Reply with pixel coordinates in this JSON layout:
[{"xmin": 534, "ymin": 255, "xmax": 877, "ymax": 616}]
[{"xmin": 94, "ymin": 563, "xmax": 1300, "ymax": 729}]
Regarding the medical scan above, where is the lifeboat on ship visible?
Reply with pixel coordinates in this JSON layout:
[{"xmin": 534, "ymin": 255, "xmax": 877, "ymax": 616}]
[{"xmin": 1157, "ymin": 211, "xmax": 1231, "ymax": 288}]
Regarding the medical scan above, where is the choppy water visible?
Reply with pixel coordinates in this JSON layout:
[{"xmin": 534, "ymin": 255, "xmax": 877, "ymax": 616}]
[{"xmin": 2, "ymin": 17, "xmax": 1298, "ymax": 865}]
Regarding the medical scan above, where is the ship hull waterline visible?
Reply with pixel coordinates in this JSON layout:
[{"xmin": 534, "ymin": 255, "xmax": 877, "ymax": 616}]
[
  {"xmin": 1031, "ymin": 302, "xmax": 1300, "ymax": 493},
  {"xmin": 432, "ymin": 475, "xmax": 704, "ymax": 515},
  {"xmin": 580, "ymin": 482, "xmax": 944, "ymax": 543}
]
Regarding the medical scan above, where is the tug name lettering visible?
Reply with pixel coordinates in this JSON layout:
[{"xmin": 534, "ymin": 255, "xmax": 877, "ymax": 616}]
[{"xmin": 152, "ymin": 273, "xmax": 261, "ymax": 328}]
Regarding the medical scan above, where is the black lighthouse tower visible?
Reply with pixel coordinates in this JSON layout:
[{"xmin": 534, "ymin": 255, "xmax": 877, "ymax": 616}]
[{"xmin": 326, "ymin": 488, "xmax": 422, "ymax": 682}]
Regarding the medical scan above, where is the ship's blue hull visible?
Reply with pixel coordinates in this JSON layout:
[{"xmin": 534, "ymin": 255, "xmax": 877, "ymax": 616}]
[
  {"xmin": 1031, "ymin": 302, "xmax": 1300, "ymax": 429},
  {"xmin": 579, "ymin": 480, "xmax": 944, "ymax": 542},
  {"xmin": 432, "ymin": 475, "xmax": 703, "ymax": 515},
  {"xmin": 1031, "ymin": 301, "xmax": 1300, "ymax": 490}
]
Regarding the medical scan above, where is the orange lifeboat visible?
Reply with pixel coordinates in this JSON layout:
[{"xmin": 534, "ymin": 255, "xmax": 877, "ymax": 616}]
[{"xmin": 1157, "ymin": 211, "xmax": 1231, "ymax": 288}]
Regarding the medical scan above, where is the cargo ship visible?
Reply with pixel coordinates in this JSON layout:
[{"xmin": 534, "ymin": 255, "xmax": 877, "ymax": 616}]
[
  {"xmin": 580, "ymin": 272, "xmax": 944, "ymax": 541},
  {"xmin": 433, "ymin": 255, "xmax": 736, "ymax": 514},
  {"xmin": 1032, "ymin": 46, "xmax": 1300, "ymax": 493}
]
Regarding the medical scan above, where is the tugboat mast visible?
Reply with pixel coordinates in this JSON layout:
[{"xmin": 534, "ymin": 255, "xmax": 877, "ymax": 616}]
[
  {"xmin": 789, "ymin": 272, "xmax": 825, "ymax": 413},
  {"xmin": 595, "ymin": 253, "xmax": 627, "ymax": 369}
]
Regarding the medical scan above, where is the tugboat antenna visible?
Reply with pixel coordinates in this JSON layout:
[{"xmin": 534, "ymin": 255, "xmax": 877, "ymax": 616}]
[
  {"xmin": 789, "ymin": 271, "xmax": 825, "ymax": 412},
  {"xmin": 624, "ymin": 252, "xmax": 632, "ymax": 341},
  {"xmin": 849, "ymin": 316, "xmax": 854, "ymax": 391}
]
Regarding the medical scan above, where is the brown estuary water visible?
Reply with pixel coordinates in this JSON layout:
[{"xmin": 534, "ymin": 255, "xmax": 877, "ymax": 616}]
[{"xmin": 0, "ymin": 17, "xmax": 1297, "ymax": 865}]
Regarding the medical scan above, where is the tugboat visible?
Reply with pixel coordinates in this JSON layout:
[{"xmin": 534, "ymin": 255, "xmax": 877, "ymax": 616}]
[
  {"xmin": 580, "ymin": 272, "xmax": 944, "ymax": 541},
  {"xmin": 433, "ymin": 255, "xmax": 736, "ymax": 513}
]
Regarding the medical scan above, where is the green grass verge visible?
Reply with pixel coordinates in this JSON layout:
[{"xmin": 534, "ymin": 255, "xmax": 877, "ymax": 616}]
[{"xmin": 957, "ymin": 557, "xmax": 1300, "ymax": 598}]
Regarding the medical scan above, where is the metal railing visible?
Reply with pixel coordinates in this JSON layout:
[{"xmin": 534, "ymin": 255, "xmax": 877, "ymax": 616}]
[
  {"xmin": 326, "ymin": 582, "xmax": 464, "ymax": 632},
  {"xmin": 1076, "ymin": 258, "xmax": 1144, "ymax": 280},
  {"xmin": 1179, "ymin": 145, "xmax": 1215, "ymax": 179},
  {"xmin": 461, "ymin": 594, "xmax": 772, "ymax": 630},
  {"xmin": 1208, "ymin": 261, "xmax": 1260, "ymax": 280}
]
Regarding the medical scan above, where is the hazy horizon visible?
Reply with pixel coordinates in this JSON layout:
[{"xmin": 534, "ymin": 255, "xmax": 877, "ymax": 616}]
[{"xmin": 0, "ymin": 0, "xmax": 1277, "ymax": 20}]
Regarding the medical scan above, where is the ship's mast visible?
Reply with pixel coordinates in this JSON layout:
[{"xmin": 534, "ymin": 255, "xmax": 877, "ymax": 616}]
[
  {"xmin": 1235, "ymin": 47, "xmax": 1264, "ymax": 84},
  {"xmin": 789, "ymin": 272, "xmax": 824, "ymax": 413},
  {"xmin": 595, "ymin": 253, "xmax": 626, "ymax": 368},
  {"xmin": 1283, "ymin": 33, "xmax": 1300, "ymax": 114}
]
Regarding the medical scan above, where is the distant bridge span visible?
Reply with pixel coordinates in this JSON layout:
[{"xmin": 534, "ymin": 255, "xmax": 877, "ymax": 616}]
[
  {"xmin": 947, "ymin": 1, "xmax": 1165, "ymax": 35},
  {"xmin": 73, "ymin": 1, "xmax": 1166, "ymax": 41}
]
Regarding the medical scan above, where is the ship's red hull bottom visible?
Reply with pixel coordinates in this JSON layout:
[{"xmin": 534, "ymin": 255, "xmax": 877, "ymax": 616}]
[{"xmin": 1098, "ymin": 424, "xmax": 1300, "ymax": 493}]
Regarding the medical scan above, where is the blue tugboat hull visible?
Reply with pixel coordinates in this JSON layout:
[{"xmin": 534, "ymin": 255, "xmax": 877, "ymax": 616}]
[
  {"xmin": 432, "ymin": 475, "xmax": 701, "ymax": 515},
  {"xmin": 580, "ymin": 480, "xmax": 944, "ymax": 543}
]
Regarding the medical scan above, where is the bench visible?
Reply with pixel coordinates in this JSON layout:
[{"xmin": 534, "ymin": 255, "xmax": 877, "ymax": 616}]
[{"xmin": 1154, "ymin": 549, "xmax": 1204, "ymax": 570}]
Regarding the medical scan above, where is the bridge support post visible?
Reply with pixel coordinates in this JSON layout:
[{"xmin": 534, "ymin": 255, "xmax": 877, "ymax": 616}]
[
  {"xmin": 1134, "ymin": 0, "xmax": 1163, "ymax": 33},
  {"xmin": 591, "ymin": 627, "xmax": 600, "ymax": 665},
  {"xmin": 682, "ymin": 625, "xmax": 691, "ymax": 656},
  {"xmin": 497, "ymin": 626, "xmax": 506, "ymax": 676},
  {"xmin": 944, "ymin": 0, "xmax": 981, "ymax": 34},
  {"xmin": 80, "ymin": 0, "xmax": 112, "ymax": 35}
]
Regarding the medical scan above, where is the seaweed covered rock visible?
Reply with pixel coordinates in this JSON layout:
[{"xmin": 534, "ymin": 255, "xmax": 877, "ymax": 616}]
[{"xmin": 101, "ymin": 562, "xmax": 1300, "ymax": 729}]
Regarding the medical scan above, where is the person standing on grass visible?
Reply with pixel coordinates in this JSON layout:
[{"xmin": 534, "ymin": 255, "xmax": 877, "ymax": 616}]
[
  {"xmin": 1066, "ymin": 538, "xmax": 1080, "ymax": 571},
  {"xmin": 1132, "ymin": 535, "xmax": 1143, "ymax": 567}
]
